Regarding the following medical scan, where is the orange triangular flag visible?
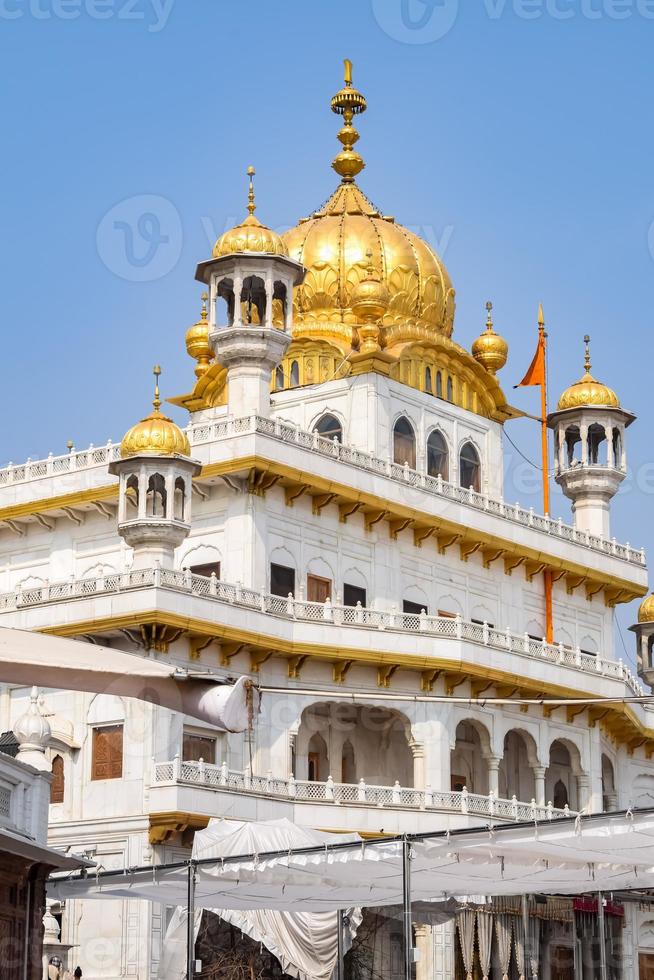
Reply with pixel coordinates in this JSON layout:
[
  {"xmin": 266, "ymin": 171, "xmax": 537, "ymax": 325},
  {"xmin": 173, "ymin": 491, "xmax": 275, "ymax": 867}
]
[{"xmin": 515, "ymin": 330, "xmax": 545, "ymax": 388}]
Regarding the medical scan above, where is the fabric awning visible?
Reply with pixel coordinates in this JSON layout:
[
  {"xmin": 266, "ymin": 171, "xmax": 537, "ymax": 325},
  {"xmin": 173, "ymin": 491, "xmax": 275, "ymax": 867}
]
[
  {"xmin": 0, "ymin": 626, "xmax": 256, "ymax": 731},
  {"xmin": 50, "ymin": 809, "xmax": 654, "ymax": 911}
]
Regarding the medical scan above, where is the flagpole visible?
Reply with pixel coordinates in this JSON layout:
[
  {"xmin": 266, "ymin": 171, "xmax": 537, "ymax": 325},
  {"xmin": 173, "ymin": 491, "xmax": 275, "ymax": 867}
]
[{"xmin": 539, "ymin": 304, "xmax": 554, "ymax": 643}]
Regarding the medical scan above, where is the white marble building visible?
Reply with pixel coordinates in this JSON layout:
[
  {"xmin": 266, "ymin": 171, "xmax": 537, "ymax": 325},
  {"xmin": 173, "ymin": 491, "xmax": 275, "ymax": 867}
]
[{"xmin": 2, "ymin": 67, "xmax": 654, "ymax": 979}]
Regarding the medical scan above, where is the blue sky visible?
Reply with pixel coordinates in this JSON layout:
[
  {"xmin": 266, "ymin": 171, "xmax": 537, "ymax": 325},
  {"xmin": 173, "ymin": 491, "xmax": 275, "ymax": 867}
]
[{"xmin": 1, "ymin": 0, "xmax": 653, "ymax": 661}]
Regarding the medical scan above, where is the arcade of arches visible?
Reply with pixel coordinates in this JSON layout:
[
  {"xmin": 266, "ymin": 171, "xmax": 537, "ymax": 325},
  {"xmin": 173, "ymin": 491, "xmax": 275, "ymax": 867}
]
[{"xmin": 294, "ymin": 706, "xmax": 620, "ymax": 811}]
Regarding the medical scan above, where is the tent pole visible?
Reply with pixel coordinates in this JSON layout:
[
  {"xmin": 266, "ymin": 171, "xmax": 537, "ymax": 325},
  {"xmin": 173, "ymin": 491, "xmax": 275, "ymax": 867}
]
[
  {"xmin": 522, "ymin": 895, "xmax": 531, "ymax": 979},
  {"xmin": 598, "ymin": 892, "xmax": 608, "ymax": 980},
  {"xmin": 336, "ymin": 910, "xmax": 345, "ymax": 980},
  {"xmin": 402, "ymin": 838, "xmax": 412, "ymax": 980},
  {"xmin": 187, "ymin": 860, "xmax": 196, "ymax": 979}
]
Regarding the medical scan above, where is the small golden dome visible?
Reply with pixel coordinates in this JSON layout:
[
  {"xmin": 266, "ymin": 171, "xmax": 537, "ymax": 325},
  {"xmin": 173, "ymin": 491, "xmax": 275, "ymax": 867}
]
[
  {"xmin": 213, "ymin": 167, "xmax": 288, "ymax": 259},
  {"xmin": 472, "ymin": 302, "xmax": 508, "ymax": 374},
  {"xmin": 557, "ymin": 335, "xmax": 620, "ymax": 411},
  {"xmin": 639, "ymin": 593, "xmax": 654, "ymax": 623},
  {"xmin": 186, "ymin": 293, "xmax": 213, "ymax": 378},
  {"xmin": 121, "ymin": 367, "xmax": 191, "ymax": 459},
  {"xmin": 350, "ymin": 251, "xmax": 390, "ymax": 322}
]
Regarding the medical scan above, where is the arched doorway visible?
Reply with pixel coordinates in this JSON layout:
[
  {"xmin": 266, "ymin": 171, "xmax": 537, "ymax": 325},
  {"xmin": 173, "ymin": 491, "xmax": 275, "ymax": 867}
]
[{"xmin": 450, "ymin": 720, "xmax": 490, "ymax": 794}]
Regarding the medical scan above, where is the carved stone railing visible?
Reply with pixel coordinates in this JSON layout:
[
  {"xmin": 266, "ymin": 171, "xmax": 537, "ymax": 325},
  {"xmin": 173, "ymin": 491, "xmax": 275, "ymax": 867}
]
[
  {"xmin": 0, "ymin": 415, "xmax": 645, "ymax": 568},
  {"xmin": 152, "ymin": 758, "xmax": 574, "ymax": 823},
  {"xmin": 0, "ymin": 567, "xmax": 643, "ymax": 696}
]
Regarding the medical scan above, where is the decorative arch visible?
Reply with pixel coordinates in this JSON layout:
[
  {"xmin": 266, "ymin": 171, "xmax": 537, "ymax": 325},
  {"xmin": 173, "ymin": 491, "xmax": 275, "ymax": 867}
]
[
  {"xmin": 306, "ymin": 555, "xmax": 335, "ymax": 584},
  {"xmin": 342, "ymin": 566, "xmax": 368, "ymax": 592},
  {"xmin": 459, "ymin": 440, "xmax": 481, "ymax": 492},
  {"xmin": 312, "ymin": 413, "xmax": 343, "ymax": 443},
  {"xmin": 437, "ymin": 593, "xmax": 463, "ymax": 618},
  {"xmin": 269, "ymin": 546, "xmax": 298, "ymax": 571},
  {"xmin": 426, "ymin": 427, "xmax": 449, "ymax": 481},
  {"xmin": 498, "ymin": 728, "xmax": 538, "ymax": 802},
  {"xmin": 393, "ymin": 415, "xmax": 417, "ymax": 468},
  {"xmin": 450, "ymin": 717, "xmax": 493, "ymax": 794},
  {"xmin": 87, "ymin": 694, "xmax": 125, "ymax": 726},
  {"xmin": 80, "ymin": 562, "xmax": 119, "ymax": 580}
]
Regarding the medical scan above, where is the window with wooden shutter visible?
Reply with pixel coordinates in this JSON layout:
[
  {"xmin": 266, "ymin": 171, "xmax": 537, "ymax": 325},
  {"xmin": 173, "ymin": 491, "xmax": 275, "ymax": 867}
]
[
  {"xmin": 307, "ymin": 574, "xmax": 331, "ymax": 603},
  {"xmin": 182, "ymin": 732, "xmax": 216, "ymax": 764},
  {"xmin": 50, "ymin": 754, "xmax": 64, "ymax": 804},
  {"xmin": 91, "ymin": 725, "xmax": 123, "ymax": 781}
]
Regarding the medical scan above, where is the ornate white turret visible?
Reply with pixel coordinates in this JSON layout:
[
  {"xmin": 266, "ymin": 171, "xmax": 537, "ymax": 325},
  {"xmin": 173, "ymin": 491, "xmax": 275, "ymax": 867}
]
[
  {"xmin": 13, "ymin": 686, "xmax": 51, "ymax": 772},
  {"xmin": 548, "ymin": 336, "xmax": 634, "ymax": 539},
  {"xmin": 109, "ymin": 367, "xmax": 201, "ymax": 569},
  {"xmin": 631, "ymin": 593, "xmax": 654, "ymax": 687},
  {"xmin": 195, "ymin": 167, "xmax": 305, "ymax": 417}
]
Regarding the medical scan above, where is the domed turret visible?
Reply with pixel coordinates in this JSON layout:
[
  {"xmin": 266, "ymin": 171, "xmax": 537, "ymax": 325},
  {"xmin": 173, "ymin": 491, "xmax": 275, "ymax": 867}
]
[
  {"xmin": 110, "ymin": 368, "xmax": 201, "ymax": 569},
  {"xmin": 548, "ymin": 336, "xmax": 634, "ymax": 539},
  {"xmin": 631, "ymin": 593, "xmax": 654, "ymax": 688},
  {"xmin": 213, "ymin": 167, "xmax": 288, "ymax": 259},
  {"xmin": 14, "ymin": 686, "xmax": 51, "ymax": 771},
  {"xmin": 471, "ymin": 302, "xmax": 508, "ymax": 375}
]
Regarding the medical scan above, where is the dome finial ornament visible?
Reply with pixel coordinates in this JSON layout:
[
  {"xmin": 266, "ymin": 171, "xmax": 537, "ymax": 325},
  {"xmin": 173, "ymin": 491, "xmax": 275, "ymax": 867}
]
[
  {"xmin": 538, "ymin": 303, "xmax": 545, "ymax": 329},
  {"xmin": 331, "ymin": 58, "xmax": 367, "ymax": 183},
  {"xmin": 556, "ymin": 335, "xmax": 620, "ymax": 411},
  {"xmin": 472, "ymin": 299, "xmax": 508, "ymax": 375},
  {"xmin": 152, "ymin": 364, "xmax": 162, "ymax": 412},
  {"xmin": 584, "ymin": 333, "xmax": 592, "ymax": 375},
  {"xmin": 247, "ymin": 165, "xmax": 256, "ymax": 216}
]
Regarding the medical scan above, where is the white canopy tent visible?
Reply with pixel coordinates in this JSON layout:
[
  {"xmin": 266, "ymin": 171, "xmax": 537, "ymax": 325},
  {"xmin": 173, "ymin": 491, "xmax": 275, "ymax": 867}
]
[
  {"xmin": 50, "ymin": 809, "xmax": 654, "ymax": 980},
  {"xmin": 0, "ymin": 626, "xmax": 256, "ymax": 730}
]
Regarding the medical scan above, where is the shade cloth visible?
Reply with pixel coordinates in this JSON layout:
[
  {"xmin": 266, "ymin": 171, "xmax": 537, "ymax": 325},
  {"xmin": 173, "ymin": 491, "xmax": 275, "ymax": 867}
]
[
  {"xmin": 158, "ymin": 819, "xmax": 362, "ymax": 980},
  {"xmin": 0, "ymin": 626, "xmax": 256, "ymax": 730},
  {"xmin": 50, "ymin": 810, "xmax": 654, "ymax": 911}
]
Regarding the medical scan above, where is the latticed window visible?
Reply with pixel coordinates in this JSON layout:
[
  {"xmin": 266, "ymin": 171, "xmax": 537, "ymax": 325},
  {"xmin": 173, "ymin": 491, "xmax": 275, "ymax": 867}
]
[
  {"xmin": 50, "ymin": 754, "xmax": 64, "ymax": 804},
  {"xmin": 91, "ymin": 725, "xmax": 123, "ymax": 781}
]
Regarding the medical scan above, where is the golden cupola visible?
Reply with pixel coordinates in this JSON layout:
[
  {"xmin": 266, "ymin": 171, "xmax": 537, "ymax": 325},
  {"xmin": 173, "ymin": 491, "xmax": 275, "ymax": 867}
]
[
  {"xmin": 282, "ymin": 60, "xmax": 456, "ymax": 351},
  {"xmin": 639, "ymin": 593, "xmax": 654, "ymax": 624},
  {"xmin": 121, "ymin": 366, "xmax": 191, "ymax": 459},
  {"xmin": 213, "ymin": 167, "xmax": 288, "ymax": 259},
  {"xmin": 472, "ymin": 302, "xmax": 508, "ymax": 375},
  {"xmin": 185, "ymin": 292, "xmax": 214, "ymax": 378},
  {"xmin": 557, "ymin": 335, "xmax": 620, "ymax": 411}
]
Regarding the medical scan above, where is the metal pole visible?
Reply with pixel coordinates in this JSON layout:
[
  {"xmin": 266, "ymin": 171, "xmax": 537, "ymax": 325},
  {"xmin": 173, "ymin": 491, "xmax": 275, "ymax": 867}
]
[
  {"xmin": 598, "ymin": 892, "xmax": 608, "ymax": 980},
  {"xmin": 187, "ymin": 861, "xmax": 196, "ymax": 980},
  {"xmin": 336, "ymin": 910, "xmax": 345, "ymax": 980},
  {"xmin": 522, "ymin": 895, "xmax": 531, "ymax": 980},
  {"xmin": 402, "ymin": 838, "xmax": 412, "ymax": 980}
]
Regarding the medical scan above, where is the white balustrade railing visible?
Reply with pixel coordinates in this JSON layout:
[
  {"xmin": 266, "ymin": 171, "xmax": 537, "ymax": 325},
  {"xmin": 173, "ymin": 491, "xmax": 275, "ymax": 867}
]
[
  {"xmin": 0, "ymin": 415, "xmax": 645, "ymax": 568},
  {"xmin": 152, "ymin": 758, "xmax": 574, "ymax": 823},
  {"xmin": 0, "ymin": 567, "xmax": 644, "ymax": 696}
]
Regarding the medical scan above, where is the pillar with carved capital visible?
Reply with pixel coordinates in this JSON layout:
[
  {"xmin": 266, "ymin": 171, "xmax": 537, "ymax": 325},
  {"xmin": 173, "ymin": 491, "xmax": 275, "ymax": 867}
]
[
  {"xmin": 410, "ymin": 739, "xmax": 426, "ymax": 790},
  {"xmin": 577, "ymin": 773, "xmax": 591, "ymax": 811},
  {"xmin": 533, "ymin": 766, "xmax": 546, "ymax": 807},
  {"xmin": 487, "ymin": 756, "xmax": 501, "ymax": 796}
]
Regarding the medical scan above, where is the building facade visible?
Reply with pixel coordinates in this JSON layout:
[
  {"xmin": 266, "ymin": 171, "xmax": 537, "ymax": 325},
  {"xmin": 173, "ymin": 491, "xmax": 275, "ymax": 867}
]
[{"xmin": 2, "ymin": 66, "xmax": 654, "ymax": 978}]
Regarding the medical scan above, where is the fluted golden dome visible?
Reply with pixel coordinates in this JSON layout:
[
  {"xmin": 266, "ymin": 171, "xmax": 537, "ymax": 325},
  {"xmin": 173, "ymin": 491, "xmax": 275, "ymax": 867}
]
[
  {"xmin": 557, "ymin": 335, "xmax": 620, "ymax": 411},
  {"xmin": 472, "ymin": 302, "xmax": 508, "ymax": 375},
  {"xmin": 186, "ymin": 293, "xmax": 213, "ymax": 378},
  {"xmin": 121, "ymin": 367, "xmax": 191, "ymax": 459},
  {"xmin": 281, "ymin": 64, "xmax": 455, "ymax": 352},
  {"xmin": 639, "ymin": 593, "xmax": 654, "ymax": 623},
  {"xmin": 213, "ymin": 167, "xmax": 288, "ymax": 259}
]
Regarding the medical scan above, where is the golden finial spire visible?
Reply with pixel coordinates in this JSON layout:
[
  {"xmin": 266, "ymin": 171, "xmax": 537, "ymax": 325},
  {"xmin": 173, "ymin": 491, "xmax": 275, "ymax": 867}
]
[
  {"xmin": 246, "ymin": 166, "xmax": 256, "ymax": 216},
  {"xmin": 330, "ymin": 59, "xmax": 367, "ymax": 183},
  {"xmin": 485, "ymin": 300, "xmax": 494, "ymax": 331},
  {"xmin": 584, "ymin": 333, "xmax": 592, "ymax": 374},
  {"xmin": 200, "ymin": 291, "xmax": 208, "ymax": 320},
  {"xmin": 153, "ymin": 364, "xmax": 162, "ymax": 412}
]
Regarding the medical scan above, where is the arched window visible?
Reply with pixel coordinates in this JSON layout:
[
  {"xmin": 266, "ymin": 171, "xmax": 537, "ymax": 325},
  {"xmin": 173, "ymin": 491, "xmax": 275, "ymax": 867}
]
[
  {"xmin": 427, "ymin": 430, "xmax": 449, "ymax": 480},
  {"xmin": 436, "ymin": 371, "xmax": 443, "ymax": 398},
  {"xmin": 51, "ymin": 755, "xmax": 64, "ymax": 804},
  {"xmin": 146, "ymin": 474, "xmax": 167, "ymax": 517},
  {"xmin": 393, "ymin": 417, "xmax": 416, "ymax": 468},
  {"xmin": 290, "ymin": 361, "xmax": 300, "ymax": 387},
  {"xmin": 273, "ymin": 280, "xmax": 287, "ymax": 327},
  {"xmin": 342, "ymin": 740, "xmax": 356, "ymax": 784},
  {"xmin": 588, "ymin": 423, "xmax": 606, "ymax": 464},
  {"xmin": 425, "ymin": 367, "xmax": 432, "ymax": 394},
  {"xmin": 125, "ymin": 474, "xmax": 139, "ymax": 511},
  {"xmin": 241, "ymin": 275, "xmax": 266, "ymax": 325},
  {"xmin": 553, "ymin": 779, "xmax": 569, "ymax": 809},
  {"xmin": 459, "ymin": 442, "xmax": 481, "ymax": 492},
  {"xmin": 446, "ymin": 377, "xmax": 454, "ymax": 402},
  {"xmin": 274, "ymin": 365, "xmax": 285, "ymax": 391},
  {"xmin": 313, "ymin": 414, "xmax": 343, "ymax": 443},
  {"xmin": 216, "ymin": 276, "xmax": 235, "ymax": 327},
  {"xmin": 174, "ymin": 477, "xmax": 186, "ymax": 522}
]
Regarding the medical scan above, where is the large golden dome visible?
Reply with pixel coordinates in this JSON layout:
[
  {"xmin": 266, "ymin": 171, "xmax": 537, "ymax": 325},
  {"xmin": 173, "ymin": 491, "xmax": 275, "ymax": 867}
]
[
  {"xmin": 281, "ymin": 64, "xmax": 455, "ymax": 353},
  {"xmin": 557, "ymin": 336, "xmax": 620, "ymax": 411},
  {"xmin": 121, "ymin": 368, "xmax": 191, "ymax": 459}
]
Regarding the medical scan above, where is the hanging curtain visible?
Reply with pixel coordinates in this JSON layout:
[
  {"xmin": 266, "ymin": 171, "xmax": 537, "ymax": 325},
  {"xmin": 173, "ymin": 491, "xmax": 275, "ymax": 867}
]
[
  {"xmin": 528, "ymin": 915, "xmax": 541, "ymax": 979},
  {"xmin": 514, "ymin": 914, "xmax": 525, "ymax": 980},
  {"xmin": 476, "ymin": 911, "xmax": 493, "ymax": 980},
  {"xmin": 457, "ymin": 909, "xmax": 476, "ymax": 980},
  {"xmin": 495, "ymin": 914, "xmax": 512, "ymax": 980}
]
